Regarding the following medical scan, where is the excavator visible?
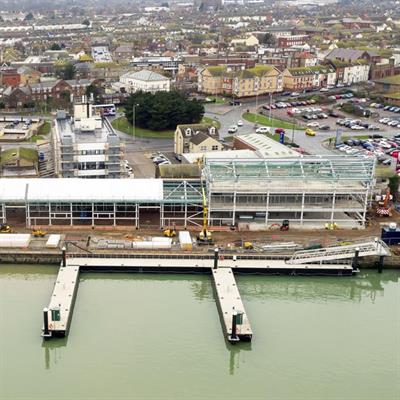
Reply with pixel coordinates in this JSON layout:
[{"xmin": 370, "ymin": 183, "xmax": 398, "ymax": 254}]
[
  {"xmin": 163, "ymin": 224, "xmax": 176, "ymax": 238},
  {"xmin": 197, "ymin": 183, "xmax": 213, "ymax": 245},
  {"xmin": 377, "ymin": 187, "xmax": 393, "ymax": 217},
  {"xmin": 32, "ymin": 227, "xmax": 47, "ymax": 237},
  {"xmin": 0, "ymin": 223, "xmax": 11, "ymax": 233}
]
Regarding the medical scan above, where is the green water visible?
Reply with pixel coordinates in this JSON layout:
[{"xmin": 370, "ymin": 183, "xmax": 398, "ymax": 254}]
[{"xmin": 0, "ymin": 265, "xmax": 399, "ymax": 400}]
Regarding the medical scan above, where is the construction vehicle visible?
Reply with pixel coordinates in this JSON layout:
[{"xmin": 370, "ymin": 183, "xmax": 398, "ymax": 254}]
[
  {"xmin": 197, "ymin": 181, "xmax": 213, "ymax": 245},
  {"xmin": 280, "ymin": 220, "xmax": 289, "ymax": 231},
  {"xmin": 163, "ymin": 225, "xmax": 176, "ymax": 238},
  {"xmin": 0, "ymin": 223, "xmax": 11, "ymax": 233},
  {"xmin": 243, "ymin": 241, "xmax": 254, "ymax": 250},
  {"xmin": 377, "ymin": 187, "xmax": 393, "ymax": 217},
  {"xmin": 32, "ymin": 228, "xmax": 47, "ymax": 237}
]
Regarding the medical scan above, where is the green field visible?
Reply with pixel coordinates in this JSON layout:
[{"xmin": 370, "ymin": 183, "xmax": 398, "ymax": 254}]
[
  {"xmin": 37, "ymin": 121, "xmax": 51, "ymax": 135},
  {"xmin": 0, "ymin": 147, "xmax": 38, "ymax": 165},
  {"xmin": 201, "ymin": 116, "xmax": 221, "ymax": 129},
  {"xmin": 111, "ymin": 117, "xmax": 174, "ymax": 139},
  {"xmin": 242, "ymin": 112, "xmax": 304, "ymax": 130},
  {"xmin": 28, "ymin": 135, "xmax": 45, "ymax": 142}
]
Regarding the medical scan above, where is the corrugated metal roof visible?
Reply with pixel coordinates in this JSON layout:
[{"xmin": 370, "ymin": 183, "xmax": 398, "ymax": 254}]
[{"xmin": 0, "ymin": 179, "xmax": 164, "ymax": 203}]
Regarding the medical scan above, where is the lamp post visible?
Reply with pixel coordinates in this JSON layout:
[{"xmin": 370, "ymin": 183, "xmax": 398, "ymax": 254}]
[
  {"xmin": 254, "ymin": 77, "xmax": 259, "ymax": 128},
  {"xmin": 132, "ymin": 103, "xmax": 139, "ymax": 140}
]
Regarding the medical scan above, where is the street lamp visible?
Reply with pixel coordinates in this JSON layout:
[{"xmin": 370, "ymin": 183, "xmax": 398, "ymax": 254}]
[
  {"xmin": 254, "ymin": 77, "xmax": 259, "ymax": 128},
  {"xmin": 132, "ymin": 103, "xmax": 139, "ymax": 140}
]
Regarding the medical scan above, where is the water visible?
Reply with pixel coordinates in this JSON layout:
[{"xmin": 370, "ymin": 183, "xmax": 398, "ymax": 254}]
[{"xmin": 1, "ymin": 265, "xmax": 399, "ymax": 400}]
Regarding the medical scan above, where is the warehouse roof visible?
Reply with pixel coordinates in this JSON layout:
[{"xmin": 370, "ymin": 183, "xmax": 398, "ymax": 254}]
[{"xmin": 0, "ymin": 179, "xmax": 164, "ymax": 203}]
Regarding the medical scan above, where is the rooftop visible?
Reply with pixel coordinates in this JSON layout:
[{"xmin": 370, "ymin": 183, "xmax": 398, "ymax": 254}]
[
  {"xmin": 234, "ymin": 134, "xmax": 299, "ymax": 158},
  {"xmin": 0, "ymin": 179, "xmax": 164, "ymax": 203},
  {"xmin": 203, "ymin": 156, "xmax": 375, "ymax": 184},
  {"xmin": 122, "ymin": 69, "xmax": 169, "ymax": 82}
]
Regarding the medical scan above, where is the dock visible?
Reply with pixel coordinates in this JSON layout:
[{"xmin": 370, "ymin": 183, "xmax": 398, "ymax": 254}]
[
  {"xmin": 212, "ymin": 268, "xmax": 252, "ymax": 342},
  {"xmin": 42, "ymin": 265, "xmax": 80, "ymax": 338},
  {"xmin": 41, "ymin": 238, "xmax": 391, "ymax": 343}
]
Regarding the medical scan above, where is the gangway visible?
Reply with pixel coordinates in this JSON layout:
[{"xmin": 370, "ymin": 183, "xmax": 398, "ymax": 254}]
[{"xmin": 287, "ymin": 238, "xmax": 390, "ymax": 265}]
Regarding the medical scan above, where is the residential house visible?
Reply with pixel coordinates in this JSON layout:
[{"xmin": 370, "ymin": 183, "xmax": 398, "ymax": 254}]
[
  {"xmin": 174, "ymin": 124, "xmax": 222, "ymax": 156},
  {"xmin": 29, "ymin": 79, "xmax": 72, "ymax": 103},
  {"xmin": 326, "ymin": 48, "xmax": 380, "ymax": 64},
  {"xmin": 231, "ymin": 34, "xmax": 259, "ymax": 48},
  {"xmin": 0, "ymin": 66, "xmax": 20, "ymax": 87},
  {"xmin": 17, "ymin": 66, "xmax": 41, "ymax": 85},
  {"xmin": 328, "ymin": 59, "xmax": 370, "ymax": 85},
  {"xmin": 113, "ymin": 45, "xmax": 134, "ymax": 62},
  {"xmin": 2, "ymin": 86, "xmax": 32, "ymax": 108},
  {"xmin": 198, "ymin": 64, "xmax": 283, "ymax": 97},
  {"xmin": 282, "ymin": 65, "xmax": 336, "ymax": 91}
]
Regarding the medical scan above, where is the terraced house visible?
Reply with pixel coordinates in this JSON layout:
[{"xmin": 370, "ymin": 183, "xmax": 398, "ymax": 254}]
[
  {"xmin": 282, "ymin": 65, "xmax": 336, "ymax": 91},
  {"xmin": 198, "ymin": 65, "xmax": 283, "ymax": 98}
]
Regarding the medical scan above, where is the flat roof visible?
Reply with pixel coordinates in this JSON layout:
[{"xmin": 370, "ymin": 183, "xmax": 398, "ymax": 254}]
[
  {"xmin": 204, "ymin": 156, "xmax": 375, "ymax": 183},
  {"xmin": 0, "ymin": 179, "xmax": 164, "ymax": 203}
]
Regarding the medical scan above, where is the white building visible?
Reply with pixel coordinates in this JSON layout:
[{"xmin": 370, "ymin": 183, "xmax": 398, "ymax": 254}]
[
  {"xmin": 118, "ymin": 70, "xmax": 171, "ymax": 93},
  {"xmin": 342, "ymin": 63, "xmax": 370, "ymax": 85},
  {"xmin": 54, "ymin": 104, "xmax": 124, "ymax": 179}
]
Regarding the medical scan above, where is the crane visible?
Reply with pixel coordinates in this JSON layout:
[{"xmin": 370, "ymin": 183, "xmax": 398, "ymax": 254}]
[{"xmin": 197, "ymin": 179, "xmax": 213, "ymax": 244}]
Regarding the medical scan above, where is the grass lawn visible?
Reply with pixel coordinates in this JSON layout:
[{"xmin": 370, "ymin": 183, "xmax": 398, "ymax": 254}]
[
  {"xmin": 204, "ymin": 96, "xmax": 226, "ymax": 104},
  {"xmin": 376, "ymin": 166, "xmax": 395, "ymax": 179},
  {"xmin": 111, "ymin": 117, "xmax": 174, "ymax": 139},
  {"xmin": 201, "ymin": 116, "xmax": 221, "ymax": 129},
  {"xmin": 37, "ymin": 121, "xmax": 51, "ymax": 135},
  {"xmin": 29, "ymin": 135, "xmax": 45, "ymax": 142},
  {"xmin": 242, "ymin": 112, "xmax": 304, "ymax": 130},
  {"xmin": 0, "ymin": 147, "xmax": 38, "ymax": 165}
]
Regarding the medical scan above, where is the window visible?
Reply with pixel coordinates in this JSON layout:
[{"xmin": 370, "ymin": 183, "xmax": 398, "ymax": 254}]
[
  {"xmin": 212, "ymin": 145, "xmax": 219, "ymax": 151},
  {"xmin": 200, "ymin": 146, "xmax": 207, "ymax": 151}
]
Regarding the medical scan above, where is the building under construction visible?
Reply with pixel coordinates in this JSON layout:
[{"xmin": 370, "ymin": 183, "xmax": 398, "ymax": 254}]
[{"xmin": 0, "ymin": 156, "xmax": 375, "ymax": 230}]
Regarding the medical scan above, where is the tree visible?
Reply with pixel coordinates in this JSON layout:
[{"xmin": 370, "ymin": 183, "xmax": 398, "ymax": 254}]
[
  {"xmin": 261, "ymin": 33, "xmax": 276, "ymax": 47},
  {"xmin": 24, "ymin": 12, "xmax": 34, "ymax": 21},
  {"xmin": 50, "ymin": 43, "xmax": 61, "ymax": 51},
  {"xmin": 86, "ymin": 83, "xmax": 101, "ymax": 103},
  {"xmin": 389, "ymin": 175, "xmax": 399, "ymax": 201},
  {"xmin": 82, "ymin": 19, "xmax": 90, "ymax": 27},
  {"xmin": 125, "ymin": 91, "xmax": 204, "ymax": 131},
  {"xmin": 55, "ymin": 62, "xmax": 75, "ymax": 80}
]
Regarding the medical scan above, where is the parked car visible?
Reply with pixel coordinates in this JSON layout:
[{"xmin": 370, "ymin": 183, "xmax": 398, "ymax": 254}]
[
  {"xmin": 229, "ymin": 100, "xmax": 241, "ymax": 106},
  {"xmin": 320, "ymin": 125, "xmax": 330, "ymax": 131},
  {"xmin": 237, "ymin": 120, "xmax": 243, "ymax": 126}
]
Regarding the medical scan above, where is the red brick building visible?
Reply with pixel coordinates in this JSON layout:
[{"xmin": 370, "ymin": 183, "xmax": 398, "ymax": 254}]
[
  {"xmin": 277, "ymin": 35, "xmax": 308, "ymax": 49},
  {"xmin": 0, "ymin": 66, "xmax": 21, "ymax": 87}
]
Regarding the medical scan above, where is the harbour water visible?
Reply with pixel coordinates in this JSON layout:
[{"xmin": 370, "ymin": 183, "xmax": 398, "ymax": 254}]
[{"xmin": 0, "ymin": 264, "xmax": 399, "ymax": 400}]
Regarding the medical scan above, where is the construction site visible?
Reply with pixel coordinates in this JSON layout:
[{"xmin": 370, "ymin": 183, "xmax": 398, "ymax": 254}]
[{"xmin": 0, "ymin": 155, "xmax": 377, "ymax": 231}]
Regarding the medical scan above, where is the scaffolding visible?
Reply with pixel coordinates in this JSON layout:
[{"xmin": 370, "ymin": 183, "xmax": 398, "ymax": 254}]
[
  {"xmin": 0, "ymin": 155, "xmax": 376, "ymax": 229},
  {"xmin": 203, "ymin": 156, "xmax": 375, "ymax": 228}
]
